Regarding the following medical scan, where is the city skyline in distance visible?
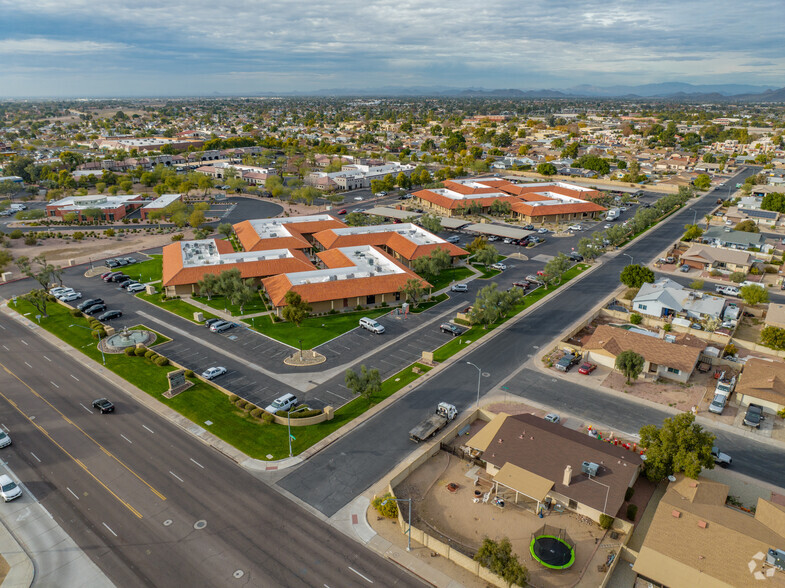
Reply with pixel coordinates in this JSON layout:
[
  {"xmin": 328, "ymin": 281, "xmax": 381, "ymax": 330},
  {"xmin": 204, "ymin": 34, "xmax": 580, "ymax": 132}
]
[{"xmin": 1, "ymin": 0, "xmax": 783, "ymax": 98}]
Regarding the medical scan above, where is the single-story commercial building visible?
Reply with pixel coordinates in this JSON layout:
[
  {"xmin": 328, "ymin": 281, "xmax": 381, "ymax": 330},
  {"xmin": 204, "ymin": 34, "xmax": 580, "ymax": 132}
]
[
  {"xmin": 735, "ymin": 357, "xmax": 785, "ymax": 414},
  {"xmin": 46, "ymin": 193, "xmax": 146, "ymax": 222},
  {"xmin": 680, "ymin": 244, "xmax": 754, "ymax": 273},
  {"xmin": 633, "ymin": 475, "xmax": 785, "ymax": 588},
  {"xmin": 140, "ymin": 193, "xmax": 183, "ymax": 220},
  {"xmin": 161, "ymin": 239, "xmax": 315, "ymax": 297},
  {"xmin": 262, "ymin": 244, "xmax": 430, "ymax": 315},
  {"xmin": 583, "ymin": 324, "xmax": 705, "ymax": 383},
  {"xmin": 466, "ymin": 413, "xmax": 642, "ymax": 521},
  {"xmin": 234, "ymin": 215, "xmax": 346, "ymax": 252}
]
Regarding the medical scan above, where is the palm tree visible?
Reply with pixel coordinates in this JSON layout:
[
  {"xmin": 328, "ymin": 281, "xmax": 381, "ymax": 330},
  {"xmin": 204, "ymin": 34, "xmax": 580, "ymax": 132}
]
[{"xmin": 705, "ymin": 214, "xmax": 713, "ymax": 230}]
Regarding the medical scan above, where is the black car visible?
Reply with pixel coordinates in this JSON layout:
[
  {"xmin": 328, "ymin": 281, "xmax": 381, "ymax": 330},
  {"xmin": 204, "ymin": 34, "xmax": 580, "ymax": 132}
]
[
  {"xmin": 77, "ymin": 298, "xmax": 103, "ymax": 311},
  {"xmin": 102, "ymin": 271, "xmax": 122, "ymax": 282},
  {"xmin": 522, "ymin": 224, "xmax": 535, "ymax": 231},
  {"xmin": 83, "ymin": 303, "xmax": 107, "ymax": 315},
  {"xmin": 117, "ymin": 279, "xmax": 133, "ymax": 289},
  {"xmin": 108, "ymin": 273, "xmax": 128, "ymax": 283},
  {"xmin": 568, "ymin": 252, "xmax": 584, "ymax": 261},
  {"xmin": 439, "ymin": 323, "xmax": 463, "ymax": 336},
  {"xmin": 743, "ymin": 404, "xmax": 764, "ymax": 428},
  {"xmin": 92, "ymin": 398, "xmax": 114, "ymax": 414},
  {"xmin": 204, "ymin": 318, "xmax": 223, "ymax": 328},
  {"xmin": 555, "ymin": 352, "xmax": 581, "ymax": 372},
  {"xmin": 98, "ymin": 310, "xmax": 122, "ymax": 321}
]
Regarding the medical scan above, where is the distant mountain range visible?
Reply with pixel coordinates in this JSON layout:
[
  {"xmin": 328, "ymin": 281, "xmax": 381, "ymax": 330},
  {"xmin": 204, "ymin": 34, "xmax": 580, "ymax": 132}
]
[{"xmin": 278, "ymin": 82, "xmax": 785, "ymax": 101}]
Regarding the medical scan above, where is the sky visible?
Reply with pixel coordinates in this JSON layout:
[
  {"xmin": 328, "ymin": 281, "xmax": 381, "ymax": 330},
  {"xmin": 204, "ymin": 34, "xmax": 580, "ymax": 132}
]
[{"xmin": 0, "ymin": 0, "xmax": 783, "ymax": 97}]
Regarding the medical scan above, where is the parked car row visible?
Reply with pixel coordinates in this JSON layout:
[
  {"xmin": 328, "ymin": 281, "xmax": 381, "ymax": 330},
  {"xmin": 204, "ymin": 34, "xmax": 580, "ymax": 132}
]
[
  {"xmin": 104, "ymin": 256, "xmax": 138, "ymax": 269},
  {"xmin": 100, "ymin": 271, "xmax": 145, "ymax": 293}
]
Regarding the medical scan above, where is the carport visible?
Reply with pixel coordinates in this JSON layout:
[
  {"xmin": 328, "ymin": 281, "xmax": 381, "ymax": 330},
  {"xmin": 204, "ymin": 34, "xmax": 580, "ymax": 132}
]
[
  {"xmin": 492, "ymin": 462, "xmax": 554, "ymax": 512},
  {"xmin": 440, "ymin": 217, "xmax": 471, "ymax": 230},
  {"xmin": 363, "ymin": 207, "xmax": 421, "ymax": 220},
  {"xmin": 463, "ymin": 223, "xmax": 534, "ymax": 240}
]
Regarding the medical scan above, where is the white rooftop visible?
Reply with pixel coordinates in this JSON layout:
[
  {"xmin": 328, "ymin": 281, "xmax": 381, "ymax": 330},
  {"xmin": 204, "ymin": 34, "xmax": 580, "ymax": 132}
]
[
  {"xmin": 180, "ymin": 239, "xmax": 296, "ymax": 268},
  {"xmin": 142, "ymin": 193, "xmax": 182, "ymax": 210},
  {"xmin": 427, "ymin": 188, "xmax": 510, "ymax": 201},
  {"xmin": 50, "ymin": 193, "xmax": 143, "ymax": 210},
  {"xmin": 286, "ymin": 245, "xmax": 403, "ymax": 286},
  {"xmin": 247, "ymin": 214, "xmax": 336, "ymax": 240},
  {"xmin": 330, "ymin": 223, "xmax": 446, "ymax": 246}
]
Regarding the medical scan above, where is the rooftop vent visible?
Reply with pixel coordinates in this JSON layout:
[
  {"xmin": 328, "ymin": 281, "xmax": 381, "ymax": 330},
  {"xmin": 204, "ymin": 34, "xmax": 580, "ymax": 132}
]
[
  {"xmin": 671, "ymin": 510, "xmax": 682, "ymax": 518},
  {"xmin": 697, "ymin": 520, "xmax": 708, "ymax": 529}
]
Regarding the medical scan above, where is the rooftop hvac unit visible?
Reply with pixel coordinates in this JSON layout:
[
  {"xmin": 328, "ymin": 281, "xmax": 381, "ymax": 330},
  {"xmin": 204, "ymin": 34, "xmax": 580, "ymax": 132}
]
[
  {"xmin": 582, "ymin": 461, "xmax": 600, "ymax": 477},
  {"xmin": 767, "ymin": 548, "xmax": 785, "ymax": 570},
  {"xmin": 665, "ymin": 334, "xmax": 676, "ymax": 343},
  {"xmin": 270, "ymin": 232, "xmax": 277, "ymax": 237}
]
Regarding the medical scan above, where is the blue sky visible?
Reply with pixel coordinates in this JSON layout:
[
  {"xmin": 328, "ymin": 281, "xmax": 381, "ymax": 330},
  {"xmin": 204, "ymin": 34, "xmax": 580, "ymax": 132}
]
[{"xmin": 0, "ymin": 0, "xmax": 783, "ymax": 97}]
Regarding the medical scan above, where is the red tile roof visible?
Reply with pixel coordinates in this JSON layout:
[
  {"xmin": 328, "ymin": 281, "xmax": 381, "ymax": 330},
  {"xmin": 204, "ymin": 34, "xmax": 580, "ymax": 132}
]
[
  {"xmin": 312, "ymin": 228, "xmax": 468, "ymax": 260},
  {"xmin": 233, "ymin": 217, "xmax": 346, "ymax": 251}
]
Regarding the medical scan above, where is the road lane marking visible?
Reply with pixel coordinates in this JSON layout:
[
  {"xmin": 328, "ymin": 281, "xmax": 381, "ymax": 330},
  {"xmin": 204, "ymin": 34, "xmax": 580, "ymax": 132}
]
[
  {"xmin": 67, "ymin": 487, "xmax": 79, "ymax": 500},
  {"xmin": 24, "ymin": 362, "xmax": 32, "ymax": 368},
  {"xmin": 20, "ymin": 340, "xmax": 27, "ymax": 346},
  {"xmin": 1, "ymin": 346, "xmax": 7, "ymax": 351},
  {"xmin": 142, "ymin": 425, "xmax": 154, "ymax": 434},
  {"xmin": 0, "ymin": 361, "xmax": 166, "ymax": 504},
  {"xmin": 348, "ymin": 567, "xmax": 373, "ymax": 583},
  {"xmin": 189, "ymin": 458, "xmax": 204, "ymax": 469},
  {"xmin": 70, "ymin": 374, "xmax": 79, "ymax": 381},
  {"xmin": 120, "ymin": 434, "xmax": 132, "ymax": 444},
  {"xmin": 102, "ymin": 522, "xmax": 117, "ymax": 537},
  {"xmin": 169, "ymin": 471, "xmax": 184, "ymax": 482},
  {"xmin": 0, "ymin": 424, "xmax": 6, "ymax": 432},
  {"xmin": 43, "ymin": 355, "xmax": 51, "ymax": 362},
  {"xmin": 79, "ymin": 403, "xmax": 92, "ymax": 413},
  {"xmin": 30, "ymin": 452, "xmax": 40, "ymax": 463},
  {"xmin": 50, "ymin": 381, "xmax": 59, "ymax": 388}
]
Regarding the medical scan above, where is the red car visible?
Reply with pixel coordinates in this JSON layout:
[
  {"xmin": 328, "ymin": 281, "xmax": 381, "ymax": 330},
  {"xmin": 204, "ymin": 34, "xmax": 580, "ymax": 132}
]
[
  {"xmin": 337, "ymin": 209, "xmax": 347, "ymax": 215},
  {"xmin": 536, "ymin": 270, "xmax": 546, "ymax": 276},
  {"xmin": 578, "ymin": 362, "xmax": 597, "ymax": 375}
]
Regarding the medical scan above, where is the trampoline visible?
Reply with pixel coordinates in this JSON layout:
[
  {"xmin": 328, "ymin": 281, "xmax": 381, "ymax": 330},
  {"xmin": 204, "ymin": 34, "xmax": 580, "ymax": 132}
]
[{"xmin": 530, "ymin": 535, "xmax": 575, "ymax": 569}]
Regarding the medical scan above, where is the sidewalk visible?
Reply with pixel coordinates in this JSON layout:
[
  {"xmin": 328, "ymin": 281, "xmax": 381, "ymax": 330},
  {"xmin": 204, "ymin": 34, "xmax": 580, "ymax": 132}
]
[{"xmin": 0, "ymin": 460, "xmax": 113, "ymax": 588}]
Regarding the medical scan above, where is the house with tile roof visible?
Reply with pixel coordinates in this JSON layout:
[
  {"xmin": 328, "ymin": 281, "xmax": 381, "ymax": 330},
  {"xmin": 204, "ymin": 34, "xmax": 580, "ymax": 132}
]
[
  {"xmin": 234, "ymin": 215, "xmax": 346, "ymax": 252},
  {"xmin": 261, "ymin": 245, "xmax": 429, "ymax": 315},
  {"xmin": 312, "ymin": 223, "xmax": 467, "ymax": 266},
  {"xmin": 583, "ymin": 324, "xmax": 705, "ymax": 383},
  {"xmin": 633, "ymin": 474, "xmax": 785, "ymax": 588},
  {"xmin": 466, "ymin": 413, "xmax": 642, "ymax": 522},
  {"xmin": 412, "ymin": 179, "xmax": 605, "ymax": 223},
  {"xmin": 734, "ymin": 357, "xmax": 785, "ymax": 414},
  {"xmin": 161, "ymin": 239, "xmax": 315, "ymax": 297},
  {"xmin": 680, "ymin": 244, "xmax": 754, "ymax": 273}
]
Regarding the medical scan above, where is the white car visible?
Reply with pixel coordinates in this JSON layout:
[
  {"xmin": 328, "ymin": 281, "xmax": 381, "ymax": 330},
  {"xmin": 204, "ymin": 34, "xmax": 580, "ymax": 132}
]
[
  {"xmin": 60, "ymin": 291, "xmax": 82, "ymax": 302},
  {"xmin": 537, "ymin": 228, "xmax": 549, "ymax": 234},
  {"xmin": 201, "ymin": 366, "xmax": 227, "ymax": 380},
  {"xmin": 544, "ymin": 413, "xmax": 561, "ymax": 424},
  {"xmin": 0, "ymin": 430, "xmax": 10, "ymax": 449},
  {"xmin": 55, "ymin": 289, "xmax": 76, "ymax": 299},
  {"xmin": 490, "ymin": 263, "xmax": 507, "ymax": 271},
  {"xmin": 127, "ymin": 283, "xmax": 146, "ymax": 293},
  {"xmin": 0, "ymin": 474, "xmax": 22, "ymax": 502},
  {"xmin": 503, "ymin": 238, "xmax": 513, "ymax": 244},
  {"xmin": 451, "ymin": 283, "xmax": 468, "ymax": 293},
  {"xmin": 353, "ymin": 196, "xmax": 363, "ymax": 201},
  {"xmin": 567, "ymin": 224, "xmax": 583, "ymax": 232}
]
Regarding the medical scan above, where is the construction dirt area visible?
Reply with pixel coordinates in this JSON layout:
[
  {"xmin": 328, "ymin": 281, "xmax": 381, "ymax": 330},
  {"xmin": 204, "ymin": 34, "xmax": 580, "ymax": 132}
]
[{"xmin": 392, "ymin": 448, "xmax": 628, "ymax": 588}]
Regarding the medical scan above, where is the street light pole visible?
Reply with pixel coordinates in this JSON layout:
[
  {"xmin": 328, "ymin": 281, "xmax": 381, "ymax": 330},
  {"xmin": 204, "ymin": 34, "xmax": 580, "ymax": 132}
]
[
  {"xmin": 69, "ymin": 323, "xmax": 105, "ymax": 365},
  {"xmin": 287, "ymin": 406, "xmax": 308, "ymax": 458},
  {"xmin": 382, "ymin": 497, "xmax": 412, "ymax": 551},
  {"xmin": 466, "ymin": 361, "xmax": 482, "ymax": 409}
]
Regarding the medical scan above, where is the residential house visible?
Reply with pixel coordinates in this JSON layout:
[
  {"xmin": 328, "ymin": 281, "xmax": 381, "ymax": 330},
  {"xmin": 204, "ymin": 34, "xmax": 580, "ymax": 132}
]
[
  {"xmin": 735, "ymin": 357, "xmax": 785, "ymax": 414},
  {"xmin": 583, "ymin": 324, "xmax": 705, "ymax": 383},
  {"xmin": 701, "ymin": 226, "xmax": 767, "ymax": 250},
  {"xmin": 765, "ymin": 303, "xmax": 785, "ymax": 329},
  {"xmin": 466, "ymin": 413, "xmax": 642, "ymax": 521},
  {"xmin": 633, "ymin": 475, "xmax": 785, "ymax": 588},
  {"xmin": 632, "ymin": 278, "xmax": 725, "ymax": 320},
  {"xmin": 680, "ymin": 244, "xmax": 754, "ymax": 273}
]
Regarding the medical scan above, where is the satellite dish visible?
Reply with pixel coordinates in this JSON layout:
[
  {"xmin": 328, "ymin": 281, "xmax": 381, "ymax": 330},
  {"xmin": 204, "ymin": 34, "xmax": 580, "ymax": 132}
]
[{"xmin": 667, "ymin": 475, "xmax": 677, "ymax": 482}]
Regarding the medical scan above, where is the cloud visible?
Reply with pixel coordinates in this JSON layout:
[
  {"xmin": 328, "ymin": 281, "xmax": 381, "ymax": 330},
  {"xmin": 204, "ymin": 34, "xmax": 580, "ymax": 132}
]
[{"xmin": 0, "ymin": 37, "xmax": 128, "ymax": 54}]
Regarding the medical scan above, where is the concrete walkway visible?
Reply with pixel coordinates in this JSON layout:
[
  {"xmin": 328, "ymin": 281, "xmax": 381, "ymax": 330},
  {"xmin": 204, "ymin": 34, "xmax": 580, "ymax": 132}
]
[{"xmin": 0, "ymin": 460, "xmax": 113, "ymax": 588}]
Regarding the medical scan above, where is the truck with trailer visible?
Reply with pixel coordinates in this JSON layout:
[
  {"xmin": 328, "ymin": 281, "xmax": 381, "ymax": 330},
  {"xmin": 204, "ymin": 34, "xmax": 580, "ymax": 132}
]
[{"xmin": 409, "ymin": 402, "xmax": 457, "ymax": 443}]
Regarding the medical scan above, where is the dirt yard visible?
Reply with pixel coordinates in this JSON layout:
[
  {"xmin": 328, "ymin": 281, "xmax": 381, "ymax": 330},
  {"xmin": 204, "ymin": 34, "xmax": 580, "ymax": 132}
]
[
  {"xmin": 393, "ymin": 451, "xmax": 624, "ymax": 588},
  {"xmin": 601, "ymin": 370, "xmax": 716, "ymax": 412}
]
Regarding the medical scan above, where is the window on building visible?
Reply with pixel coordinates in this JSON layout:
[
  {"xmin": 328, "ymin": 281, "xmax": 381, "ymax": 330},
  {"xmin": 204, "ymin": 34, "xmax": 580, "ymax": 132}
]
[
  {"xmin": 667, "ymin": 367, "xmax": 680, "ymax": 374},
  {"xmin": 637, "ymin": 304, "xmax": 647, "ymax": 311}
]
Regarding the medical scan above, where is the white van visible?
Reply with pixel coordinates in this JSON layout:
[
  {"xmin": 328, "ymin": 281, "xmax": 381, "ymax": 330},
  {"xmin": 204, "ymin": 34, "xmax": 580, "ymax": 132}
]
[{"xmin": 359, "ymin": 317, "xmax": 385, "ymax": 334}]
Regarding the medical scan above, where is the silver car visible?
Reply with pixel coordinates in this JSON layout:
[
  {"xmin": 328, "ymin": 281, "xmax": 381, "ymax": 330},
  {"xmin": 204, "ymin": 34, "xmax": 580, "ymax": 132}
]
[{"xmin": 0, "ymin": 474, "xmax": 22, "ymax": 502}]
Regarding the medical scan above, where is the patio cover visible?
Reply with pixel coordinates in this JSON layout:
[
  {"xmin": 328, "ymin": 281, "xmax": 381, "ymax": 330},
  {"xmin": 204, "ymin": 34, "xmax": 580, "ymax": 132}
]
[{"xmin": 494, "ymin": 462, "xmax": 553, "ymax": 503}]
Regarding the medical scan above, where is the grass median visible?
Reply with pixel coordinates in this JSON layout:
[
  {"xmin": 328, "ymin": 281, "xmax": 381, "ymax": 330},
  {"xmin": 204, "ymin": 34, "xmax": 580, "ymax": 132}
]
[
  {"xmin": 426, "ymin": 266, "xmax": 473, "ymax": 292},
  {"xmin": 10, "ymin": 298, "xmax": 432, "ymax": 459},
  {"xmin": 192, "ymin": 293, "xmax": 268, "ymax": 317},
  {"xmin": 137, "ymin": 291, "xmax": 220, "ymax": 323},
  {"xmin": 128, "ymin": 254, "xmax": 162, "ymax": 283}
]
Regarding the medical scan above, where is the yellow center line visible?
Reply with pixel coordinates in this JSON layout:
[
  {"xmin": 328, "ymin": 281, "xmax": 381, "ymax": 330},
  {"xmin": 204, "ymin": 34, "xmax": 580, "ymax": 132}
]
[
  {"xmin": 0, "ymin": 361, "xmax": 166, "ymax": 502},
  {"xmin": 0, "ymin": 387, "xmax": 143, "ymax": 519}
]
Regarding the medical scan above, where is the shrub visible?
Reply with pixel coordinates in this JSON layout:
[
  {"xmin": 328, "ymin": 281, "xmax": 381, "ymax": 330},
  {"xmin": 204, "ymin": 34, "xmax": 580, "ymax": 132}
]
[
  {"xmin": 630, "ymin": 313, "xmax": 642, "ymax": 325},
  {"xmin": 144, "ymin": 350, "xmax": 156, "ymax": 359},
  {"xmin": 9, "ymin": 229, "xmax": 22, "ymax": 239},
  {"xmin": 154, "ymin": 356, "xmax": 169, "ymax": 366},
  {"xmin": 354, "ymin": 305, "xmax": 365, "ymax": 311},
  {"xmin": 749, "ymin": 266, "xmax": 761, "ymax": 275},
  {"xmin": 724, "ymin": 343, "xmax": 737, "ymax": 357},
  {"xmin": 372, "ymin": 493, "xmax": 399, "ymax": 519},
  {"xmin": 184, "ymin": 369, "xmax": 194, "ymax": 377},
  {"xmin": 124, "ymin": 347, "xmax": 135, "ymax": 356},
  {"xmin": 171, "ymin": 233, "xmax": 184, "ymax": 241},
  {"xmin": 663, "ymin": 323, "xmax": 672, "ymax": 332},
  {"xmin": 228, "ymin": 394, "xmax": 239, "ymax": 403},
  {"xmin": 24, "ymin": 234, "xmax": 37, "ymax": 246},
  {"xmin": 90, "ymin": 329, "xmax": 103, "ymax": 339},
  {"xmin": 235, "ymin": 399, "xmax": 248, "ymax": 410},
  {"xmin": 625, "ymin": 487, "xmax": 635, "ymax": 501},
  {"xmin": 249, "ymin": 408, "xmax": 263, "ymax": 419},
  {"xmin": 328, "ymin": 309, "xmax": 338, "ymax": 314},
  {"xmin": 729, "ymin": 272, "xmax": 746, "ymax": 283},
  {"xmin": 599, "ymin": 514, "xmax": 614, "ymax": 529},
  {"xmin": 73, "ymin": 231, "xmax": 85, "ymax": 241},
  {"xmin": 288, "ymin": 408, "xmax": 322, "ymax": 418},
  {"xmin": 47, "ymin": 294, "xmax": 57, "ymax": 302},
  {"xmin": 69, "ymin": 308, "xmax": 82, "ymax": 317},
  {"xmin": 765, "ymin": 265, "xmax": 778, "ymax": 274},
  {"xmin": 261, "ymin": 411, "xmax": 275, "ymax": 424},
  {"xmin": 626, "ymin": 504, "xmax": 638, "ymax": 521},
  {"xmin": 134, "ymin": 346, "xmax": 148, "ymax": 356}
]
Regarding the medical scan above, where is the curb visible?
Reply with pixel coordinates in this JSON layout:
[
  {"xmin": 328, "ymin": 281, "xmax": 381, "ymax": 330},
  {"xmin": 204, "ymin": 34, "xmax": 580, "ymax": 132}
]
[{"xmin": 0, "ymin": 519, "xmax": 34, "ymax": 588}]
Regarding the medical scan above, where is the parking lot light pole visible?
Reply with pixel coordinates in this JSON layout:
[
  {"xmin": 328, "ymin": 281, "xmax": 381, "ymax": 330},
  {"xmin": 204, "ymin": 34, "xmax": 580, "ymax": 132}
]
[
  {"xmin": 287, "ymin": 406, "xmax": 309, "ymax": 458},
  {"xmin": 69, "ymin": 323, "xmax": 105, "ymax": 366},
  {"xmin": 466, "ymin": 361, "xmax": 482, "ymax": 409},
  {"xmin": 382, "ymin": 497, "xmax": 412, "ymax": 551}
]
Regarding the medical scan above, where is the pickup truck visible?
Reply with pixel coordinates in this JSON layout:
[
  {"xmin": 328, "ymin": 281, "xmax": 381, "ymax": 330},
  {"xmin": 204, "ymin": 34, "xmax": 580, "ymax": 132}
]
[
  {"xmin": 712, "ymin": 446, "xmax": 732, "ymax": 467},
  {"xmin": 555, "ymin": 352, "xmax": 581, "ymax": 372},
  {"xmin": 409, "ymin": 403, "xmax": 457, "ymax": 443}
]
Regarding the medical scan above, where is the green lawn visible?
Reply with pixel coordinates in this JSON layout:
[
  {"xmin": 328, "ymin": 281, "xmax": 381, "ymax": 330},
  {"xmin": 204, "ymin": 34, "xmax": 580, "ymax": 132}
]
[
  {"xmin": 431, "ymin": 263, "xmax": 590, "ymax": 363},
  {"xmin": 128, "ymin": 254, "xmax": 162, "ymax": 283},
  {"xmin": 10, "ymin": 296, "xmax": 432, "ymax": 460},
  {"xmin": 426, "ymin": 266, "xmax": 474, "ymax": 292},
  {"xmin": 192, "ymin": 293, "xmax": 269, "ymax": 317},
  {"xmin": 242, "ymin": 307, "xmax": 391, "ymax": 348},
  {"xmin": 471, "ymin": 264, "xmax": 501, "ymax": 279},
  {"xmin": 410, "ymin": 292, "xmax": 449, "ymax": 313},
  {"xmin": 137, "ymin": 291, "xmax": 220, "ymax": 323}
]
